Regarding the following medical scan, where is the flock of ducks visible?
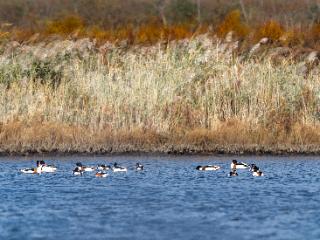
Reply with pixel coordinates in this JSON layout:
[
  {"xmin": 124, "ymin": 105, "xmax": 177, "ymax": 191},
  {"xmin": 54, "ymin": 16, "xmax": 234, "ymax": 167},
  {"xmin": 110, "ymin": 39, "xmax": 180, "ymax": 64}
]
[
  {"xmin": 20, "ymin": 159, "xmax": 263, "ymax": 177},
  {"xmin": 20, "ymin": 161, "xmax": 143, "ymax": 177},
  {"xmin": 20, "ymin": 160, "xmax": 57, "ymax": 174},
  {"xmin": 196, "ymin": 159, "xmax": 264, "ymax": 177}
]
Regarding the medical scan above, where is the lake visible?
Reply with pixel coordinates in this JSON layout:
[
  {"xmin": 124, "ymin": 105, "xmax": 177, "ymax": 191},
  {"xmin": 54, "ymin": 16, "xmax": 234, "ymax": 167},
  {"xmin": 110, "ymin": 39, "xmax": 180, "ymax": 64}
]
[{"xmin": 0, "ymin": 155, "xmax": 319, "ymax": 240}]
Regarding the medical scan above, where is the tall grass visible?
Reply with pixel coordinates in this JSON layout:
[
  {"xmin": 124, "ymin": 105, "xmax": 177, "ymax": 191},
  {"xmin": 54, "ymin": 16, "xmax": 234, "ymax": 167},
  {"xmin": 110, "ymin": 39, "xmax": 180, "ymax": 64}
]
[{"xmin": 0, "ymin": 35, "xmax": 319, "ymax": 154}]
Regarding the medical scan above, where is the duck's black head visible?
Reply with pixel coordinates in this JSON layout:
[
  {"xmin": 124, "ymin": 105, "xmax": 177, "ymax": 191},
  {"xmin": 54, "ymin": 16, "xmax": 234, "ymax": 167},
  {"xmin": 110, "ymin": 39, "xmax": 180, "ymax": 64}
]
[
  {"xmin": 252, "ymin": 165, "xmax": 259, "ymax": 172},
  {"xmin": 76, "ymin": 162, "xmax": 82, "ymax": 167},
  {"xmin": 40, "ymin": 160, "xmax": 45, "ymax": 165},
  {"xmin": 114, "ymin": 162, "xmax": 118, "ymax": 167},
  {"xmin": 232, "ymin": 160, "xmax": 237, "ymax": 164},
  {"xmin": 196, "ymin": 166, "xmax": 202, "ymax": 170}
]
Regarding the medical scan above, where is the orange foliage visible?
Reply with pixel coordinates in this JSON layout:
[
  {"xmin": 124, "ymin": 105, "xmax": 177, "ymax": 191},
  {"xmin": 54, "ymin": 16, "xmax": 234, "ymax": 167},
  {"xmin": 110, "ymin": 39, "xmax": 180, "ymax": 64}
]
[
  {"xmin": 45, "ymin": 15, "xmax": 85, "ymax": 35},
  {"xmin": 136, "ymin": 24, "xmax": 163, "ymax": 44},
  {"xmin": 310, "ymin": 24, "xmax": 320, "ymax": 39},
  {"xmin": 308, "ymin": 24, "xmax": 320, "ymax": 47},
  {"xmin": 216, "ymin": 10, "xmax": 249, "ymax": 38},
  {"xmin": 255, "ymin": 20, "xmax": 284, "ymax": 42},
  {"xmin": 280, "ymin": 28, "xmax": 304, "ymax": 47},
  {"xmin": 134, "ymin": 23, "xmax": 196, "ymax": 44},
  {"xmin": 87, "ymin": 26, "xmax": 111, "ymax": 41},
  {"xmin": 167, "ymin": 24, "xmax": 195, "ymax": 40},
  {"xmin": 10, "ymin": 28, "xmax": 35, "ymax": 42},
  {"xmin": 1, "ymin": 11, "xmax": 318, "ymax": 49},
  {"xmin": 114, "ymin": 26, "xmax": 135, "ymax": 43}
]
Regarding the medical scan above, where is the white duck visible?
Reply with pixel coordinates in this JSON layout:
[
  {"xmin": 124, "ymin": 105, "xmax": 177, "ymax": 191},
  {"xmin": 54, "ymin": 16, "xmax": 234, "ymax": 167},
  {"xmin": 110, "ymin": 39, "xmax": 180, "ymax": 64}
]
[
  {"xmin": 196, "ymin": 165, "xmax": 220, "ymax": 171},
  {"xmin": 136, "ymin": 163, "xmax": 144, "ymax": 171},
  {"xmin": 97, "ymin": 164, "xmax": 111, "ymax": 171},
  {"xmin": 251, "ymin": 165, "xmax": 264, "ymax": 177},
  {"xmin": 112, "ymin": 163, "xmax": 127, "ymax": 172},
  {"xmin": 76, "ymin": 162, "xmax": 95, "ymax": 172},
  {"xmin": 39, "ymin": 160, "xmax": 57, "ymax": 173},
  {"xmin": 20, "ymin": 161, "xmax": 42, "ymax": 174},
  {"xmin": 230, "ymin": 160, "xmax": 249, "ymax": 170},
  {"xmin": 73, "ymin": 166, "xmax": 84, "ymax": 176}
]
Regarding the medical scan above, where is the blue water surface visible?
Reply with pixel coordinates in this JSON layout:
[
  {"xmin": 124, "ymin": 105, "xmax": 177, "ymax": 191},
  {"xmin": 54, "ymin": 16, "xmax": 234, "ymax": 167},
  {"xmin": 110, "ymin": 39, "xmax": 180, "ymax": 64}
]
[{"xmin": 0, "ymin": 155, "xmax": 319, "ymax": 240}]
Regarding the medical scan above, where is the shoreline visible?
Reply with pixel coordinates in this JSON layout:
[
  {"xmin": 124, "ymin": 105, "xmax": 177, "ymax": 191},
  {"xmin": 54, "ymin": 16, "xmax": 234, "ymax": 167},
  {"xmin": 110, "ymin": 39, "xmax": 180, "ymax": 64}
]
[{"xmin": 2, "ymin": 145, "xmax": 320, "ymax": 157}]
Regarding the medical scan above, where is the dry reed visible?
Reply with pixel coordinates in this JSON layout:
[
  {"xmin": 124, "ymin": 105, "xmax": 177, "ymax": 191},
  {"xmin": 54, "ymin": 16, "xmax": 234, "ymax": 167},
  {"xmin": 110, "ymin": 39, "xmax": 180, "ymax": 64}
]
[{"xmin": 0, "ymin": 35, "xmax": 319, "ymax": 154}]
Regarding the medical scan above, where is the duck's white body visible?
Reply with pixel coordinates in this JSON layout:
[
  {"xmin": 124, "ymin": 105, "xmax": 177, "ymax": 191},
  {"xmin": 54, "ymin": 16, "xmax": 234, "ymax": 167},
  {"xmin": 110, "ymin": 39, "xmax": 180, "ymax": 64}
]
[
  {"xmin": 21, "ymin": 168, "xmax": 37, "ymax": 174},
  {"xmin": 197, "ymin": 165, "xmax": 220, "ymax": 171},
  {"xmin": 230, "ymin": 162, "xmax": 249, "ymax": 170},
  {"xmin": 75, "ymin": 162, "xmax": 94, "ymax": 172},
  {"xmin": 83, "ymin": 167, "xmax": 95, "ymax": 172},
  {"xmin": 253, "ymin": 171, "xmax": 264, "ymax": 177},
  {"xmin": 41, "ymin": 165, "xmax": 57, "ymax": 173},
  {"xmin": 97, "ymin": 165, "xmax": 110, "ymax": 171},
  {"xmin": 73, "ymin": 171, "xmax": 83, "ymax": 176},
  {"xmin": 112, "ymin": 167, "xmax": 127, "ymax": 172},
  {"xmin": 21, "ymin": 166, "xmax": 42, "ymax": 174}
]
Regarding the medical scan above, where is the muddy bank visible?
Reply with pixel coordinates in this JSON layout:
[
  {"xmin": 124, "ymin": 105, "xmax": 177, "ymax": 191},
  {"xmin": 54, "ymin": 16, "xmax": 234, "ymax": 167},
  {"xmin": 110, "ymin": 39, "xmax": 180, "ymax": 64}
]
[
  {"xmin": 1, "ymin": 121, "xmax": 320, "ymax": 156},
  {"xmin": 1, "ymin": 144, "xmax": 320, "ymax": 157}
]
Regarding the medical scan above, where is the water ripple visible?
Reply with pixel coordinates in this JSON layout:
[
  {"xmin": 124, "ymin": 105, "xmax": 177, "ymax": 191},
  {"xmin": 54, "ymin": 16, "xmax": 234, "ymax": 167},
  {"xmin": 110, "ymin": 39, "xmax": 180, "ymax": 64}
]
[{"xmin": 0, "ymin": 155, "xmax": 319, "ymax": 240}]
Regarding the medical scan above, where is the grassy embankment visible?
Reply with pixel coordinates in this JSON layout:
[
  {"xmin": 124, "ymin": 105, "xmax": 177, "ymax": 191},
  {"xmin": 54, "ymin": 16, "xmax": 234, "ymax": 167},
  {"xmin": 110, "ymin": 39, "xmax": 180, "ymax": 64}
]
[{"xmin": 0, "ymin": 34, "xmax": 319, "ymax": 155}]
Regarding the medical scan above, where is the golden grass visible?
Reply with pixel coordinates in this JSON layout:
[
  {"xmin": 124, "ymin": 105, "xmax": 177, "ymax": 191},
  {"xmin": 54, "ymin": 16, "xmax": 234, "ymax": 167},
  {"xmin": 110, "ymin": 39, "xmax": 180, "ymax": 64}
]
[
  {"xmin": 1, "ymin": 120, "xmax": 320, "ymax": 154},
  {"xmin": 0, "ymin": 35, "xmax": 319, "ymax": 154}
]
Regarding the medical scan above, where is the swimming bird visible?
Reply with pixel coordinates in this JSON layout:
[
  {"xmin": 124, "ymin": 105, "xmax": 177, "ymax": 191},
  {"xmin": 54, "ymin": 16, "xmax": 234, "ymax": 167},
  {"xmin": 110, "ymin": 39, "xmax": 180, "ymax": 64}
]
[
  {"xmin": 112, "ymin": 163, "xmax": 127, "ymax": 172},
  {"xmin": 196, "ymin": 165, "xmax": 220, "ymax": 171},
  {"xmin": 97, "ymin": 164, "xmax": 111, "ymax": 171},
  {"xmin": 95, "ymin": 171, "xmax": 108, "ymax": 178},
  {"xmin": 250, "ymin": 164, "xmax": 260, "ymax": 172},
  {"xmin": 251, "ymin": 165, "xmax": 264, "ymax": 177},
  {"xmin": 39, "ymin": 160, "xmax": 57, "ymax": 173},
  {"xmin": 73, "ymin": 166, "xmax": 84, "ymax": 176},
  {"xmin": 76, "ymin": 162, "xmax": 95, "ymax": 172},
  {"xmin": 136, "ymin": 163, "xmax": 144, "ymax": 171},
  {"xmin": 20, "ymin": 161, "xmax": 43, "ymax": 174},
  {"xmin": 230, "ymin": 160, "xmax": 249, "ymax": 170}
]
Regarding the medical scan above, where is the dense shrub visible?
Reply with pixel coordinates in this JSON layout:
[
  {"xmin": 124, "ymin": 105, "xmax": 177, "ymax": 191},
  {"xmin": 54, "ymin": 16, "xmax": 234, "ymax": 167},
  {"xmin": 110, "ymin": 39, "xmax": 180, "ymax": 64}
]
[
  {"xmin": 255, "ymin": 20, "xmax": 284, "ymax": 42},
  {"xmin": 45, "ymin": 15, "xmax": 85, "ymax": 35},
  {"xmin": 216, "ymin": 10, "xmax": 249, "ymax": 39}
]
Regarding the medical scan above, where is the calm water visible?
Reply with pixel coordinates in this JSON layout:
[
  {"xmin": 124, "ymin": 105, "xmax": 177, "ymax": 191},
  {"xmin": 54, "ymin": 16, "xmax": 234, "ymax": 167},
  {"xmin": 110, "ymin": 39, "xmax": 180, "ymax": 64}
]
[{"xmin": 0, "ymin": 155, "xmax": 320, "ymax": 240}]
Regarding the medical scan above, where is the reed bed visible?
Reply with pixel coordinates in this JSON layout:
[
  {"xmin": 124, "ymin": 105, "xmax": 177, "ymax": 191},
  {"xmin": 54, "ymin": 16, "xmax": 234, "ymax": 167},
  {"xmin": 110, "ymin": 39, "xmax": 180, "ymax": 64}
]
[{"xmin": 0, "ymin": 35, "xmax": 319, "ymax": 154}]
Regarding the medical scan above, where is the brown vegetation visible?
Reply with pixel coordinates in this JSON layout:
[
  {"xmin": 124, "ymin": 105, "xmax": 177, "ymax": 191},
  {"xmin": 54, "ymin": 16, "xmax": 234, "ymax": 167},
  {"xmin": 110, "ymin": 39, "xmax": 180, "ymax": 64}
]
[
  {"xmin": 2, "ymin": 120, "xmax": 320, "ymax": 155},
  {"xmin": 0, "ymin": 35, "xmax": 319, "ymax": 155},
  {"xmin": 0, "ymin": 1, "xmax": 319, "ymax": 155}
]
